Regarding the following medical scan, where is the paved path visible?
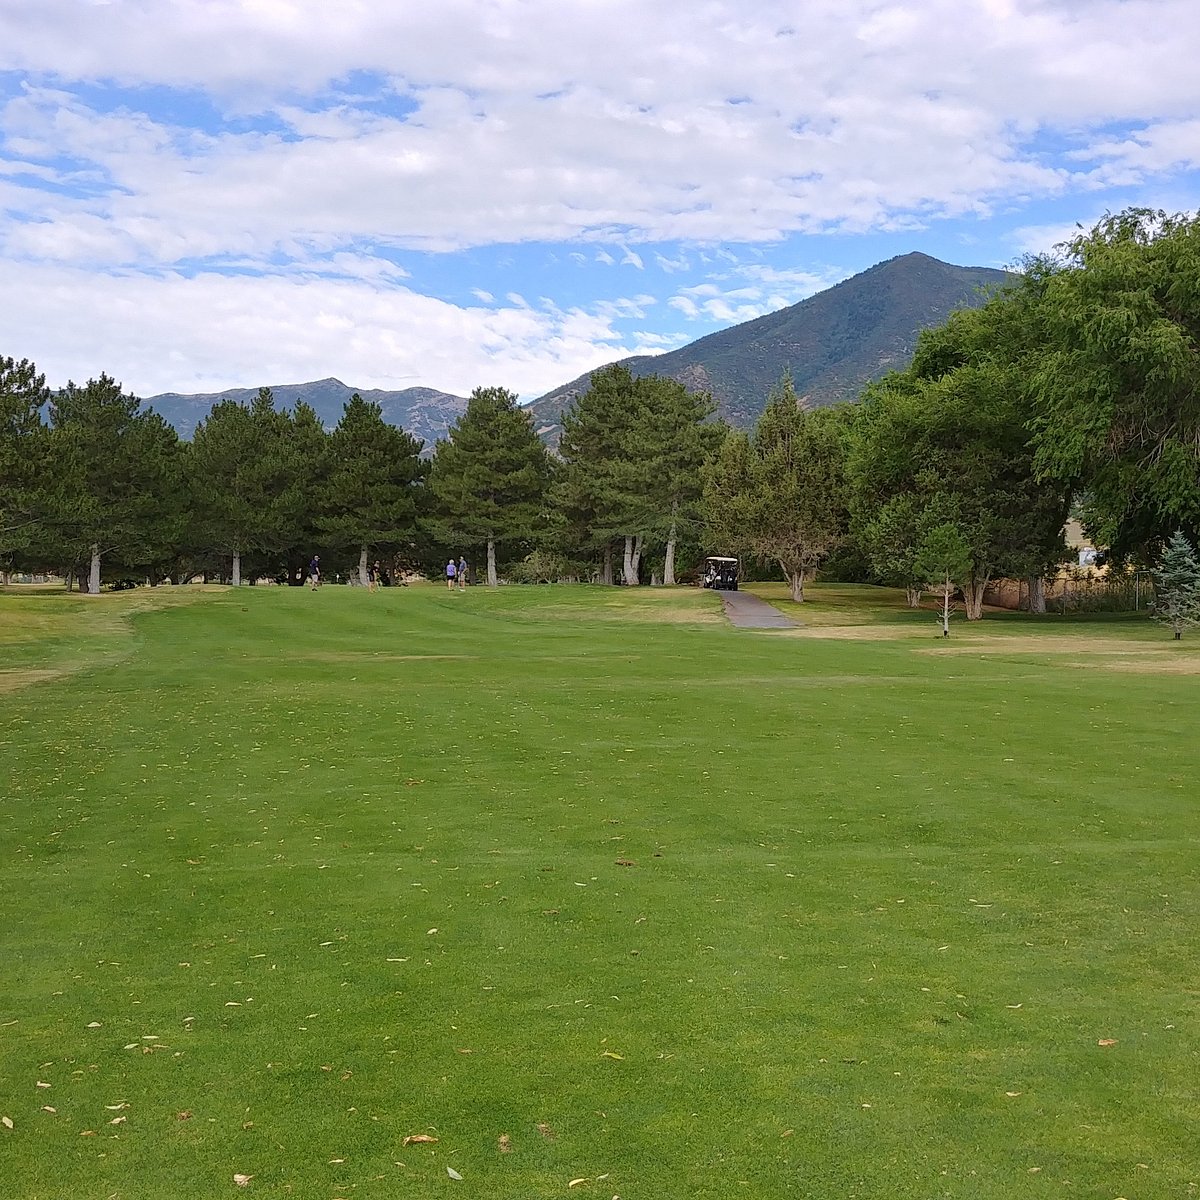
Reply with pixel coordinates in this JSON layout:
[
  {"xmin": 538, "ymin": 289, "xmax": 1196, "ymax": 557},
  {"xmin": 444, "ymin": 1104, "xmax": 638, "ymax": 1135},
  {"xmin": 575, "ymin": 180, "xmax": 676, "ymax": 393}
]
[{"xmin": 720, "ymin": 590, "xmax": 798, "ymax": 629}]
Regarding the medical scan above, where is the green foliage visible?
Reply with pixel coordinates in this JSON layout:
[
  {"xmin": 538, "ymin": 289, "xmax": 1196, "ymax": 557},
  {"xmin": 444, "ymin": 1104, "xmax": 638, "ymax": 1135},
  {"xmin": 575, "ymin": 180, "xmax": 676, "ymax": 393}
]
[
  {"xmin": 320, "ymin": 393, "xmax": 425, "ymax": 568},
  {"xmin": 1152, "ymin": 530, "xmax": 1200, "ymax": 638},
  {"xmin": 702, "ymin": 374, "xmax": 848, "ymax": 600},
  {"xmin": 428, "ymin": 386, "xmax": 552, "ymax": 580},
  {"xmin": 555, "ymin": 365, "xmax": 721, "ymax": 581},
  {"xmin": 44, "ymin": 374, "xmax": 185, "ymax": 582},
  {"xmin": 0, "ymin": 356, "xmax": 50, "ymax": 561},
  {"xmin": 1027, "ymin": 210, "xmax": 1200, "ymax": 558}
]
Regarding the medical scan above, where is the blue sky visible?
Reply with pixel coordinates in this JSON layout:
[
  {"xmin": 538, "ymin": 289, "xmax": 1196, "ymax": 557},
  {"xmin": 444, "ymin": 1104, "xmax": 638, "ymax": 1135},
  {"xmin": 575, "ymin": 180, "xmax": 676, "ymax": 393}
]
[{"xmin": 2, "ymin": 0, "xmax": 1199, "ymax": 401}]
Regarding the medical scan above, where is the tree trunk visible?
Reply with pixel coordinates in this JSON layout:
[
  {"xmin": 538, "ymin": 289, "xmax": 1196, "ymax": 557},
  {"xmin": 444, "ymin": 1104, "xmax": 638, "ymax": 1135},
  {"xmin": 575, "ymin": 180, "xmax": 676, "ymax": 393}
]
[
  {"xmin": 486, "ymin": 538, "xmax": 498, "ymax": 587},
  {"xmin": 940, "ymin": 573, "xmax": 953, "ymax": 636},
  {"xmin": 784, "ymin": 565, "xmax": 805, "ymax": 603},
  {"xmin": 963, "ymin": 575, "xmax": 989, "ymax": 620},
  {"xmin": 622, "ymin": 534, "xmax": 644, "ymax": 586},
  {"xmin": 232, "ymin": 551, "xmax": 242, "ymax": 588},
  {"xmin": 905, "ymin": 586, "xmax": 922, "ymax": 608},
  {"xmin": 358, "ymin": 546, "xmax": 369, "ymax": 587},
  {"xmin": 87, "ymin": 544, "xmax": 101, "ymax": 595},
  {"xmin": 1026, "ymin": 573, "xmax": 1046, "ymax": 614},
  {"xmin": 664, "ymin": 504, "xmax": 678, "ymax": 585},
  {"xmin": 602, "ymin": 544, "xmax": 613, "ymax": 586}
]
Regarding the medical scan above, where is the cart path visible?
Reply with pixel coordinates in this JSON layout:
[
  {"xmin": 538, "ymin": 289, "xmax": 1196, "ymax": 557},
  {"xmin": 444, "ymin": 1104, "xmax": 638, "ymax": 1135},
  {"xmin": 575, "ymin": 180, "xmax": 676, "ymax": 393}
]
[{"xmin": 720, "ymin": 590, "xmax": 798, "ymax": 629}]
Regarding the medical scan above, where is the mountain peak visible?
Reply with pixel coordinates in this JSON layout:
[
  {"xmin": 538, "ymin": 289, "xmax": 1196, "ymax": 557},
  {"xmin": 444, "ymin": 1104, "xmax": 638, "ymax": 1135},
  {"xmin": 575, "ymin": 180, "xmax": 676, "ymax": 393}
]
[{"xmin": 525, "ymin": 252, "xmax": 1010, "ymax": 441}]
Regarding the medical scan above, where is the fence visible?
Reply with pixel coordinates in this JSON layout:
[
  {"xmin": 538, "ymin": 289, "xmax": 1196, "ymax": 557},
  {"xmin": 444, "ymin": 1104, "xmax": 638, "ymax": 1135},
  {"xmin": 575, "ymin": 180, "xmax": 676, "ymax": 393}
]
[{"xmin": 984, "ymin": 568, "xmax": 1154, "ymax": 614}]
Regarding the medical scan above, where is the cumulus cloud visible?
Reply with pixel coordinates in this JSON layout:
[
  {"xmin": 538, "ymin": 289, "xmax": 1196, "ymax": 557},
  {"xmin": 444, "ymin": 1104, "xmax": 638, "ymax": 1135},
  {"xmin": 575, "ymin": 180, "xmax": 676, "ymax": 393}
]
[
  {"xmin": 0, "ymin": 264, "xmax": 639, "ymax": 400},
  {"xmin": 0, "ymin": 0, "xmax": 1197, "ymax": 395}
]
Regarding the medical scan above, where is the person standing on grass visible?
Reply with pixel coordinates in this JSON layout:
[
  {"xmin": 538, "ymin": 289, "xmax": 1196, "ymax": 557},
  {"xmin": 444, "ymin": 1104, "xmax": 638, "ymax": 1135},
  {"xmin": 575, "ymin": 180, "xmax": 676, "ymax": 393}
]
[
  {"xmin": 457, "ymin": 556, "xmax": 468, "ymax": 589},
  {"xmin": 446, "ymin": 557, "xmax": 457, "ymax": 591},
  {"xmin": 308, "ymin": 555, "xmax": 321, "ymax": 590}
]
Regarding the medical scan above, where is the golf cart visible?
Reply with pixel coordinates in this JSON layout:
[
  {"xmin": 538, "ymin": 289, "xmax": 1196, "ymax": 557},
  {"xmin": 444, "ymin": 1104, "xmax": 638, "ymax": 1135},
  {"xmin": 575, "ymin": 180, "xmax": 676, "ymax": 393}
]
[{"xmin": 701, "ymin": 556, "xmax": 739, "ymax": 591}]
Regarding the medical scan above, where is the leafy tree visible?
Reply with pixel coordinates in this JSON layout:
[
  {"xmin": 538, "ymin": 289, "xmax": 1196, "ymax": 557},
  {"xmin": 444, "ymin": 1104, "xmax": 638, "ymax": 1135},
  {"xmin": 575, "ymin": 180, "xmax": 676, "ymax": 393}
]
[
  {"xmin": 1152, "ymin": 531, "xmax": 1200, "ymax": 639},
  {"xmin": 428, "ymin": 386, "xmax": 551, "ymax": 585},
  {"xmin": 703, "ymin": 375, "xmax": 848, "ymax": 602},
  {"xmin": 1027, "ymin": 209, "xmax": 1200, "ymax": 560},
  {"xmin": 0, "ymin": 356, "xmax": 50, "ymax": 569},
  {"xmin": 849, "ymin": 323, "xmax": 1070, "ymax": 619},
  {"xmin": 321, "ymin": 393, "xmax": 425, "ymax": 584},
  {"xmin": 45, "ymin": 374, "xmax": 184, "ymax": 592},
  {"xmin": 914, "ymin": 522, "xmax": 972, "ymax": 637}
]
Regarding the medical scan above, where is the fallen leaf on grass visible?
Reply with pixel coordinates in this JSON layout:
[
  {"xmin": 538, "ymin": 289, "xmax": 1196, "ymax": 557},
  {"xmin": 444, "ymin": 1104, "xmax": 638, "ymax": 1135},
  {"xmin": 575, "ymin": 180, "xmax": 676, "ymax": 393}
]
[
  {"xmin": 80, "ymin": 1129, "xmax": 95, "ymax": 1137},
  {"xmin": 110, "ymin": 1116, "xmax": 127, "ymax": 1125},
  {"xmin": 233, "ymin": 1173, "xmax": 253, "ymax": 1186},
  {"xmin": 1005, "ymin": 1092, "xmax": 1023, "ymax": 1097},
  {"xmin": 614, "ymin": 859, "xmax": 635, "ymax": 867},
  {"xmin": 600, "ymin": 1051, "xmax": 624, "ymax": 1060},
  {"xmin": 36, "ymin": 1081, "xmax": 51, "ymax": 1089},
  {"xmin": 1, "ymin": 1116, "xmax": 12, "ymax": 1130},
  {"xmin": 176, "ymin": 1111, "xmax": 193, "ymax": 1120},
  {"xmin": 780, "ymin": 1129, "xmax": 794, "ymax": 1137},
  {"xmin": 498, "ymin": 1134, "xmax": 512, "ymax": 1153},
  {"xmin": 402, "ymin": 1134, "xmax": 439, "ymax": 1146},
  {"xmin": 447, "ymin": 1166, "xmax": 463, "ymax": 1180},
  {"xmin": 536, "ymin": 1122, "xmax": 556, "ymax": 1141},
  {"xmin": 86, "ymin": 1022, "xmax": 102, "ymax": 1029},
  {"xmin": 42, "ymin": 1106, "xmax": 57, "ymax": 1114},
  {"xmin": 1098, "ymin": 1039, "xmax": 1118, "ymax": 1047},
  {"xmin": 569, "ymin": 1179, "xmax": 589, "ymax": 1188}
]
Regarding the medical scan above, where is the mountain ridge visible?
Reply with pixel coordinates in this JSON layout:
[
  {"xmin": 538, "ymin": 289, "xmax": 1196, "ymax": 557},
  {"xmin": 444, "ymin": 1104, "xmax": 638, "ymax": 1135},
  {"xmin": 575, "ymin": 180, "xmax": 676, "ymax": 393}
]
[
  {"xmin": 526, "ymin": 251, "xmax": 1011, "ymax": 440},
  {"xmin": 143, "ymin": 377, "xmax": 469, "ymax": 446}
]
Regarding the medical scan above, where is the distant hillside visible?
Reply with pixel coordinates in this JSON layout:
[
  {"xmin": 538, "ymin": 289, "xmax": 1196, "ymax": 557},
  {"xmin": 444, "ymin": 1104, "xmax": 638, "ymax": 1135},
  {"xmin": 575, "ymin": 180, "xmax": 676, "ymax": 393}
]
[
  {"xmin": 144, "ymin": 377, "xmax": 469, "ymax": 446},
  {"xmin": 526, "ymin": 252, "xmax": 1010, "ymax": 441}
]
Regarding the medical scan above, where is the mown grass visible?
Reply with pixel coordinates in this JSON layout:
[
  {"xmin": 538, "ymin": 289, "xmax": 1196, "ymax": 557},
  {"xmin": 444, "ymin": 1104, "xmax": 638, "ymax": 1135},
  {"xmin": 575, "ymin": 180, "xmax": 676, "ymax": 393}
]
[{"xmin": 2, "ymin": 582, "xmax": 1199, "ymax": 1199}]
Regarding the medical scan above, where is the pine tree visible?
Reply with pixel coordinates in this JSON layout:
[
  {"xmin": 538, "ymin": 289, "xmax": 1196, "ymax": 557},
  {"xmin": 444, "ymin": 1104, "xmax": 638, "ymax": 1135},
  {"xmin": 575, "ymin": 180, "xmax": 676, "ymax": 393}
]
[
  {"xmin": 428, "ymin": 387, "xmax": 551, "ymax": 585},
  {"xmin": 45, "ymin": 374, "xmax": 183, "ymax": 592},
  {"xmin": 0, "ymin": 356, "xmax": 50, "ymax": 569},
  {"xmin": 1153, "ymin": 531, "xmax": 1200, "ymax": 639},
  {"xmin": 321, "ymin": 394, "xmax": 425, "ymax": 584}
]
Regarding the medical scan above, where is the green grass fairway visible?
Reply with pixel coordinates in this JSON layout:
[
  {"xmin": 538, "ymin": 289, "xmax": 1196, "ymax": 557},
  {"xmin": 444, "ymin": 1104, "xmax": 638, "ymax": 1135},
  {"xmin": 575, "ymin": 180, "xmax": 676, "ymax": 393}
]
[{"xmin": 3, "ymin": 583, "xmax": 1200, "ymax": 1198}]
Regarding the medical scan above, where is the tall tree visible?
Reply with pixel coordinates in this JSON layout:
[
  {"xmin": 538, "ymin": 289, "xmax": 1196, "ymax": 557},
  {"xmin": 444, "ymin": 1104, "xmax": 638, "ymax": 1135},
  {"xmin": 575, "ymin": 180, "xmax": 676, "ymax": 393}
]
[
  {"xmin": 0, "ymin": 356, "xmax": 50, "ymax": 569},
  {"xmin": 321, "ymin": 393, "xmax": 425, "ymax": 584},
  {"xmin": 428, "ymin": 386, "xmax": 551, "ymax": 585},
  {"xmin": 556, "ymin": 365, "xmax": 639, "ymax": 584},
  {"xmin": 45, "ymin": 374, "xmax": 183, "ymax": 592},
  {"xmin": 703, "ymin": 375, "xmax": 848, "ymax": 602},
  {"xmin": 188, "ymin": 389, "xmax": 294, "ymax": 585},
  {"xmin": 1026, "ymin": 209, "xmax": 1200, "ymax": 560}
]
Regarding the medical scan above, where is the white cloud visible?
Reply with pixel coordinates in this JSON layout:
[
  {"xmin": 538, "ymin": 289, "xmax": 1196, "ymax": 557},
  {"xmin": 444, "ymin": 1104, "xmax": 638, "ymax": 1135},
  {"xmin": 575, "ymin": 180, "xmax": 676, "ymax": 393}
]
[
  {"xmin": 0, "ymin": 265, "xmax": 644, "ymax": 401},
  {"xmin": 1, "ymin": 0, "xmax": 1199, "ymax": 397}
]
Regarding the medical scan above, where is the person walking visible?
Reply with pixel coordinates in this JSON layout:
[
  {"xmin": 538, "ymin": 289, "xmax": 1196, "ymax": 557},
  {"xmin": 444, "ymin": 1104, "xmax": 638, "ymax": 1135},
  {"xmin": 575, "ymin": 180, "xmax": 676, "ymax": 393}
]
[
  {"xmin": 445, "ymin": 558, "xmax": 457, "ymax": 591},
  {"xmin": 457, "ymin": 556, "xmax": 468, "ymax": 590},
  {"xmin": 308, "ymin": 555, "xmax": 321, "ymax": 590}
]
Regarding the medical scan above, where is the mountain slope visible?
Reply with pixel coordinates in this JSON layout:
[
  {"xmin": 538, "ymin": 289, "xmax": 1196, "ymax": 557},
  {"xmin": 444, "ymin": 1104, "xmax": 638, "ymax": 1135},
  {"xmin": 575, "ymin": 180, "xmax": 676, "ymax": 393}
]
[
  {"xmin": 144, "ymin": 377, "xmax": 468, "ymax": 445},
  {"xmin": 526, "ymin": 252, "xmax": 1010, "ymax": 439}
]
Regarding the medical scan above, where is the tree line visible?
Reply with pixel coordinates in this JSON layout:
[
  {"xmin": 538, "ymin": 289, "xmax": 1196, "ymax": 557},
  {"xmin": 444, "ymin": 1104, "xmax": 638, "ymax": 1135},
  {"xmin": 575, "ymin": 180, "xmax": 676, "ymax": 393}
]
[{"xmin": 2, "ymin": 207, "xmax": 1198, "ymax": 607}]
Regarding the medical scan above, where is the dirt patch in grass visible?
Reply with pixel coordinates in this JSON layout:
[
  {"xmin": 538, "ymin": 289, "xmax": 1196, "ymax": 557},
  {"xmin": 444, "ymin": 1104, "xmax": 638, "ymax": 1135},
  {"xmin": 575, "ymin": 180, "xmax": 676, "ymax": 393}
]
[{"xmin": 0, "ymin": 667, "xmax": 66, "ymax": 693}]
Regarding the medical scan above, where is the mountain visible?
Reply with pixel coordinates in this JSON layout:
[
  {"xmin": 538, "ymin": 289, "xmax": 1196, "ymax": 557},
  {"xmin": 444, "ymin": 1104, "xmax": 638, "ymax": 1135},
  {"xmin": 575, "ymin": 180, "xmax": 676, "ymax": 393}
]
[
  {"xmin": 143, "ymin": 377, "xmax": 469, "ymax": 446},
  {"xmin": 525, "ymin": 252, "xmax": 1011, "ymax": 441}
]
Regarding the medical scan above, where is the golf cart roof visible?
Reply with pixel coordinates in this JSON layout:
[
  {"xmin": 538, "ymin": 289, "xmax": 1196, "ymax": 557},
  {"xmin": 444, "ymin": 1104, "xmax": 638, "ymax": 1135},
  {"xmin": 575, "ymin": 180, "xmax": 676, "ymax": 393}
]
[{"xmin": 705, "ymin": 556, "xmax": 739, "ymax": 563}]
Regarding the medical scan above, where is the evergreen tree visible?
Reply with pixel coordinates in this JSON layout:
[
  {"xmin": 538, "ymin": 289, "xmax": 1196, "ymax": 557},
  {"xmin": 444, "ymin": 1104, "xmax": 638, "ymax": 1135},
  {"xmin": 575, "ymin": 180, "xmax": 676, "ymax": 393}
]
[
  {"xmin": 1152, "ymin": 531, "xmax": 1200, "ymax": 639},
  {"xmin": 45, "ymin": 374, "xmax": 184, "ymax": 592},
  {"xmin": 321, "ymin": 393, "xmax": 425, "ymax": 584},
  {"xmin": 188, "ymin": 389, "xmax": 294, "ymax": 584},
  {"xmin": 0, "ymin": 356, "xmax": 50, "ymax": 569},
  {"xmin": 428, "ymin": 386, "xmax": 551, "ymax": 585}
]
